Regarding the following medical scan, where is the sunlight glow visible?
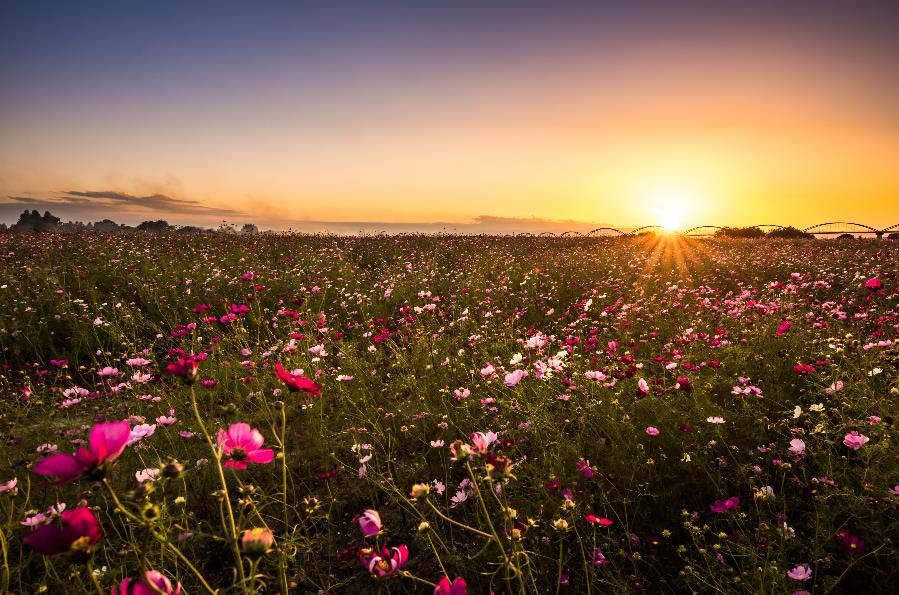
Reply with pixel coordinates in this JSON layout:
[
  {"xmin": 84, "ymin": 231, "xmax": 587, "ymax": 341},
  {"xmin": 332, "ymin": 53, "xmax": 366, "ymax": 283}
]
[{"xmin": 646, "ymin": 187, "xmax": 697, "ymax": 232}]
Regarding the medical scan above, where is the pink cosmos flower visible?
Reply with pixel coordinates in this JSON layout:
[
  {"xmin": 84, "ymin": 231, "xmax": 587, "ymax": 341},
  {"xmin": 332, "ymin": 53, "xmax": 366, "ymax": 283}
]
[
  {"xmin": 504, "ymin": 369, "xmax": 528, "ymax": 387},
  {"xmin": 788, "ymin": 439, "xmax": 806, "ymax": 455},
  {"xmin": 709, "ymin": 496, "xmax": 740, "ymax": 513},
  {"xmin": 113, "ymin": 570, "xmax": 182, "ymax": 594},
  {"xmin": 274, "ymin": 363, "xmax": 322, "ymax": 396},
  {"xmin": 470, "ymin": 431, "xmax": 496, "ymax": 454},
  {"xmin": 0, "ymin": 477, "xmax": 17, "ymax": 494},
  {"xmin": 23, "ymin": 507, "xmax": 102, "ymax": 555},
  {"xmin": 356, "ymin": 509, "xmax": 382, "ymax": 537},
  {"xmin": 33, "ymin": 420, "xmax": 130, "ymax": 484},
  {"xmin": 776, "ymin": 320, "xmax": 792, "ymax": 336},
  {"xmin": 842, "ymin": 431, "xmax": 869, "ymax": 451},
  {"xmin": 787, "ymin": 564, "xmax": 812, "ymax": 581},
  {"xmin": 434, "ymin": 576, "xmax": 467, "ymax": 595},
  {"xmin": 215, "ymin": 423, "xmax": 274, "ymax": 469},
  {"xmin": 645, "ymin": 426, "xmax": 660, "ymax": 436},
  {"xmin": 360, "ymin": 544, "xmax": 408, "ymax": 577},
  {"xmin": 636, "ymin": 378, "xmax": 649, "ymax": 397}
]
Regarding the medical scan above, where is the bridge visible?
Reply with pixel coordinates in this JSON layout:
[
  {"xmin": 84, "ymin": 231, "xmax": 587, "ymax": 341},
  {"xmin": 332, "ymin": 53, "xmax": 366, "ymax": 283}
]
[
  {"xmin": 801, "ymin": 222, "xmax": 885, "ymax": 239},
  {"xmin": 537, "ymin": 222, "xmax": 899, "ymax": 239}
]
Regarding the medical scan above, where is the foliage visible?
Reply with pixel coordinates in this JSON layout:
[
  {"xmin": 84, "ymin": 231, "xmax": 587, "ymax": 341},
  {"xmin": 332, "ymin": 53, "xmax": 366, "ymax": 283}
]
[{"xmin": 0, "ymin": 233, "xmax": 896, "ymax": 593}]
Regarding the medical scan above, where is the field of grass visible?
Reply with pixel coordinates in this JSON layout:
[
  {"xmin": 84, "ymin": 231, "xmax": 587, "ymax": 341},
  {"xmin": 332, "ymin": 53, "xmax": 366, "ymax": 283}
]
[{"xmin": 0, "ymin": 233, "xmax": 896, "ymax": 594}]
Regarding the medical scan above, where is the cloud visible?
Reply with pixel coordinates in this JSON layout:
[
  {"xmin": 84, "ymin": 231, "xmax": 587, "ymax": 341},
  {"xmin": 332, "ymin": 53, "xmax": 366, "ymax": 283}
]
[
  {"xmin": 63, "ymin": 190, "xmax": 243, "ymax": 216},
  {"xmin": 1, "ymin": 190, "xmax": 244, "ymax": 224}
]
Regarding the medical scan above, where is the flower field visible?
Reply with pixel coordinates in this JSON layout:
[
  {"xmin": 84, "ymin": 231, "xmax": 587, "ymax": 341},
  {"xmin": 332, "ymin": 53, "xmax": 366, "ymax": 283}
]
[{"xmin": 0, "ymin": 233, "xmax": 896, "ymax": 594}]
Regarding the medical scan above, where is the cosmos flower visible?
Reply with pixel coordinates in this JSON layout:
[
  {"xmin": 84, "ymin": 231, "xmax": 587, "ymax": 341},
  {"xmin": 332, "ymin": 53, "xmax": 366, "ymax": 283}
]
[
  {"xmin": 356, "ymin": 509, "xmax": 382, "ymax": 537},
  {"xmin": 842, "ymin": 431, "xmax": 869, "ymax": 450},
  {"xmin": 360, "ymin": 544, "xmax": 408, "ymax": 577},
  {"xmin": 434, "ymin": 576, "xmax": 467, "ymax": 594},
  {"xmin": 788, "ymin": 439, "xmax": 806, "ymax": 455},
  {"xmin": 166, "ymin": 357, "xmax": 200, "ymax": 383},
  {"xmin": 787, "ymin": 564, "xmax": 812, "ymax": 581},
  {"xmin": 23, "ymin": 507, "xmax": 102, "ymax": 556},
  {"xmin": 215, "ymin": 423, "xmax": 274, "ymax": 469},
  {"xmin": 709, "ymin": 496, "xmax": 740, "ymax": 513},
  {"xmin": 33, "ymin": 421, "xmax": 130, "ymax": 484},
  {"xmin": 273, "ymin": 363, "xmax": 322, "ymax": 396},
  {"xmin": 113, "ymin": 571, "xmax": 182, "ymax": 594},
  {"xmin": 645, "ymin": 426, "xmax": 660, "ymax": 436}
]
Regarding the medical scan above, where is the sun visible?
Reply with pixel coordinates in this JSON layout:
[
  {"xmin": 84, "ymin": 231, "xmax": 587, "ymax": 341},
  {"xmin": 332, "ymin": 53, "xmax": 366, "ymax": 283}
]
[
  {"xmin": 659, "ymin": 210, "xmax": 683, "ymax": 232},
  {"xmin": 646, "ymin": 187, "xmax": 696, "ymax": 232}
]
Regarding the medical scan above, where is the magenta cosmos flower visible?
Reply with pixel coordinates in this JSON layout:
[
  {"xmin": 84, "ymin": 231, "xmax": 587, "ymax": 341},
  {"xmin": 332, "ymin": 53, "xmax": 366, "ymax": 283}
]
[
  {"xmin": 356, "ymin": 509, "xmax": 382, "ymax": 537},
  {"xmin": 360, "ymin": 544, "xmax": 408, "ymax": 577},
  {"xmin": 709, "ymin": 496, "xmax": 740, "ymax": 513},
  {"xmin": 23, "ymin": 507, "xmax": 102, "ymax": 556},
  {"xmin": 216, "ymin": 423, "xmax": 274, "ymax": 469},
  {"xmin": 274, "ymin": 363, "xmax": 322, "ymax": 396},
  {"xmin": 842, "ymin": 431, "xmax": 869, "ymax": 450},
  {"xmin": 434, "ymin": 576, "xmax": 467, "ymax": 595},
  {"xmin": 33, "ymin": 420, "xmax": 130, "ymax": 484},
  {"xmin": 113, "ymin": 570, "xmax": 182, "ymax": 594}
]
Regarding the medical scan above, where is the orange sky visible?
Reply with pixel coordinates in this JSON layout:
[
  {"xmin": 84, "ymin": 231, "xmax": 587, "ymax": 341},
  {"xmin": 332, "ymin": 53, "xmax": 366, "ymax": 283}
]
[{"xmin": 1, "ymin": 2, "xmax": 898, "ymax": 230}]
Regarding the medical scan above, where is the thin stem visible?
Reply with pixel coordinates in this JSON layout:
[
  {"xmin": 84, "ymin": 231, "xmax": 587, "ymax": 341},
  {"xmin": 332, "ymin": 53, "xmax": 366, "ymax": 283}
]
[
  {"xmin": 425, "ymin": 498, "xmax": 492, "ymax": 539},
  {"xmin": 188, "ymin": 385, "xmax": 247, "ymax": 592}
]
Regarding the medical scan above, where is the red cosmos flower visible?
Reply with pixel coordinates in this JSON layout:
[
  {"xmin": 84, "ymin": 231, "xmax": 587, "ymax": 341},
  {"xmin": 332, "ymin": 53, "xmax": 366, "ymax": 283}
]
[
  {"xmin": 675, "ymin": 376, "xmax": 692, "ymax": 391},
  {"xmin": 359, "ymin": 544, "xmax": 409, "ymax": 577},
  {"xmin": 33, "ymin": 420, "xmax": 130, "ymax": 484},
  {"xmin": 274, "ymin": 363, "xmax": 322, "ymax": 396},
  {"xmin": 584, "ymin": 514, "xmax": 614, "ymax": 527},
  {"xmin": 776, "ymin": 320, "xmax": 792, "ymax": 336},
  {"xmin": 863, "ymin": 278, "xmax": 883, "ymax": 290},
  {"xmin": 113, "ymin": 570, "xmax": 182, "ymax": 595},
  {"xmin": 793, "ymin": 364, "xmax": 815, "ymax": 375},
  {"xmin": 23, "ymin": 507, "xmax": 102, "ymax": 556},
  {"xmin": 434, "ymin": 576, "xmax": 467, "ymax": 595},
  {"xmin": 166, "ymin": 357, "xmax": 200, "ymax": 383}
]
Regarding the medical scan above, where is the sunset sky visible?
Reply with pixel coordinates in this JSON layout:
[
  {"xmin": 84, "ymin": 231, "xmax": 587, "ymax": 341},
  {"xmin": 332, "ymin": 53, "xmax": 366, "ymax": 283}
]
[{"xmin": 2, "ymin": 1, "xmax": 898, "ymax": 231}]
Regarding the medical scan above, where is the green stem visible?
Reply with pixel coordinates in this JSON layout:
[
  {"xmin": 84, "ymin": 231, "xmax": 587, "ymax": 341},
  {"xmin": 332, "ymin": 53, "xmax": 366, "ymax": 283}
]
[{"xmin": 189, "ymin": 385, "xmax": 247, "ymax": 592}]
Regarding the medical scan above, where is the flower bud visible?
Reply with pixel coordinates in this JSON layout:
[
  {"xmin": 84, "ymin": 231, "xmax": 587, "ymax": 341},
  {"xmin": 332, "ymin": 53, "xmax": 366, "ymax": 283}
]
[{"xmin": 240, "ymin": 528, "xmax": 274, "ymax": 557}]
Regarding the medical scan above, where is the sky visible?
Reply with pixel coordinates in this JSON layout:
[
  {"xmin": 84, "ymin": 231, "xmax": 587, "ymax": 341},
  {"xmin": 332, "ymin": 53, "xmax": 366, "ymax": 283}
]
[{"xmin": 2, "ymin": 0, "xmax": 898, "ymax": 232}]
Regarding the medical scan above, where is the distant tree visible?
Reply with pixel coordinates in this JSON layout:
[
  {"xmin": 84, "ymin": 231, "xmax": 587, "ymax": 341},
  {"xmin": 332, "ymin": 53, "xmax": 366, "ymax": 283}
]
[
  {"xmin": 13, "ymin": 209, "xmax": 60, "ymax": 232},
  {"xmin": 241, "ymin": 223, "xmax": 259, "ymax": 234},
  {"xmin": 836, "ymin": 233, "xmax": 856, "ymax": 240},
  {"xmin": 889, "ymin": 232, "xmax": 899, "ymax": 240},
  {"xmin": 93, "ymin": 219, "xmax": 121, "ymax": 233},
  {"xmin": 715, "ymin": 226, "xmax": 765, "ymax": 238},
  {"xmin": 136, "ymin": 220, "xmax": 171, "ymax": 233},
  {"xmin": 766, "ymin": 226, "xmax": 813, "ymax": 239}
]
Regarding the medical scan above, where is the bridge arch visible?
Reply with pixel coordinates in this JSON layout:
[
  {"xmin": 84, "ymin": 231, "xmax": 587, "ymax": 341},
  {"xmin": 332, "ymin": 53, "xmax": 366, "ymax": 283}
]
[
  {"xmin": 560, "ymin": 231, "xmax": 583, "ymax": 237},
  {"xmin": 683, "ymin": 225, "xmax": 723, "ymax": 236},
  {"xmin": 802, "ymin": 222, "xmax": 879, "ymax": 235},
  {"xmin": 881, "ymin": 223, "xmax": 899, "ymax": 232},
  {"xmin": 586, "ymin": 227, "xmax": 625, "ymax": 237},
  {"xmin": 628, "ymin": 225, "xmax": 665, "ymax": 236}
]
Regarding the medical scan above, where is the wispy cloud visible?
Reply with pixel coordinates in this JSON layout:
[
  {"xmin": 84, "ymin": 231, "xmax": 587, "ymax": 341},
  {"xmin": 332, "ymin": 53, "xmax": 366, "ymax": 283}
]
[{"xmin": 1, "ymin": 190, "xmax": 244, "ymax": 222}]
